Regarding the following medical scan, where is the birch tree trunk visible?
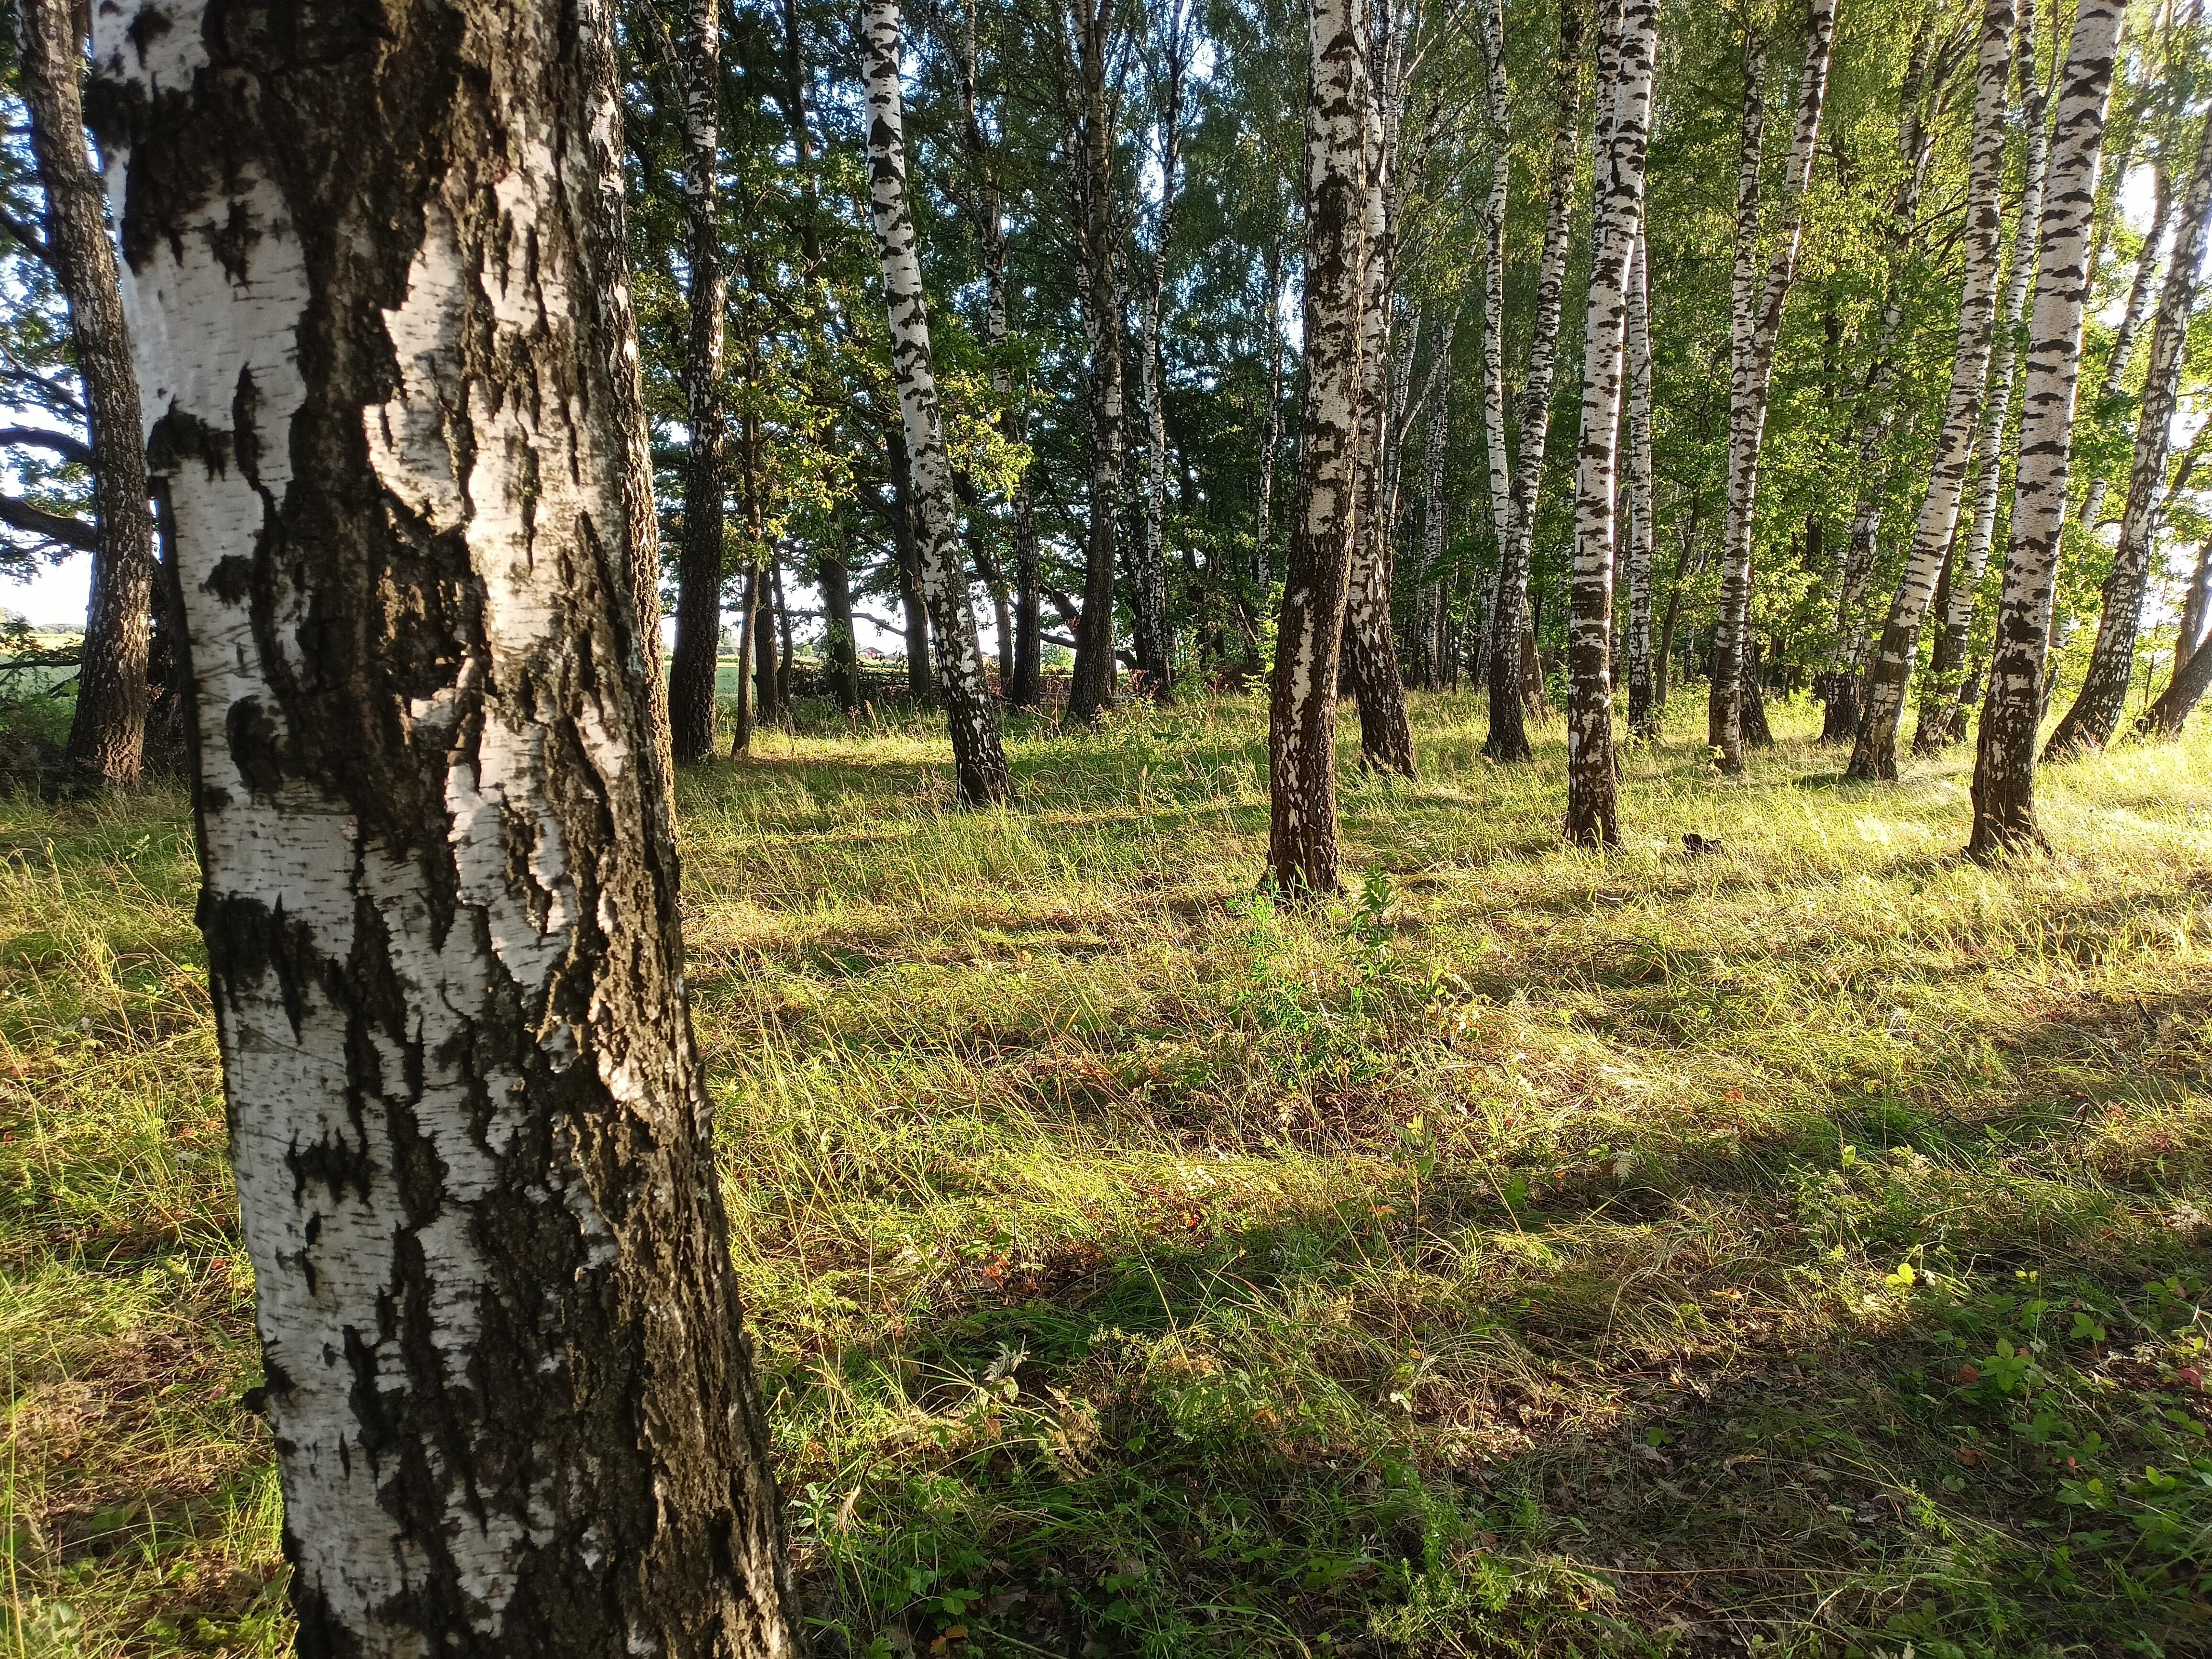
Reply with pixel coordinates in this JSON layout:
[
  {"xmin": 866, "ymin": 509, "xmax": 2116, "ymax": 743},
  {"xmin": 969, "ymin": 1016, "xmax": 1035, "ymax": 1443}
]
[
  {"xmin": 2045, "ymin": 106, "xmax": 2212, "ymax": 759},
  {"xmin": 1822, "ymin": 16, "xmax": 1943, "ymax": 744},
  {"xmin": 1419, "ymin": 315, "xmax": 1455, "ymax": 689},
  {"xmin": 17, "ymin": 0, "xmax": 155, "ymax": 789},
  {"xmin": 1477, "ymin": 0, "xmax": 1514, "ymax": 582},
  {"xmin": 1134, "ymin": 0, "xmax": 1186, "ymax": 697},
  {"xmin": 1914, "ymin": 0, "xmax": 2048, "ymax": 754},
  {"xmin": 1343, "ymin": 12, "xmax": 1414, "ymax": 777},
  {"xmin": 668, "ymin": 0, "xmax": 727, "ymax": 764},
  {"xmin": 1845, "ymin": 0, "xmax": 2013, "ymax": 780},
  {"xmin": 1484, "ymin": 0, "xmax": 1584, "ymax": 763},
  {"xmin": 1708, "ymin": 0, "xmax": 1836, "ymax": 773},
  {"xmin": 1623, "ymin": 227, "xmax": 1658, "ymax": 737},
  {"xmin": 2076, "ymin": 162, "xmax": 2171, "ymax": 531},
  {"xmin": 1968, "ymin": 0, "xmax": 2125, "ymax": 859},
  {"xmin": 90, "ymin": 3, "xmax": 799, "ymax": 1648},
  {"xmin": 1268, "ymin": 0, "xmax": 1371, "ymax": 894},
  {"xmin": 1564, "ymin": 0, "xmax": 1656, "ymax": 848},
  {"xmin": 1066, "ymin": 11, "xmax": 1126, "ymax": 722},
  {"xmin": 864, "ymin": 0, "xmax": 1014, "ymax": 803},
  {"xmin": 1255, "ymin": 234, "xmax": 1287, "ymax": 591}
]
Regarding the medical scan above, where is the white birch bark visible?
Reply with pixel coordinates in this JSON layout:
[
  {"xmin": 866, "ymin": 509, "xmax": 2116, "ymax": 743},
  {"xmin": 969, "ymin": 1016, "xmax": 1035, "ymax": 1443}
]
[
  {"xmin": 1822, "ymin": 15, "xmax": 1944, "ymax": 742},
  {"xmin": 1419, "ymin": 314, "xmax": 1455, "ymax": 686},
  {"xmin": 2046, "ymin": 103, "xmax": 2212, "ymax": 757},
  {"xmin": 1268, "ymin": 0, "xmax": 1371, "ymax": 893},
  {"xmin": 1913, "ymin": 0, "xmax": 2050, "ymax": 754},
  {"xmin": 1564, "ymin": 0, "xmax": 1656, "ymax": 847},
  {"xmin": 2076, "ymin": 162, "xmax": 2172, "ymax": 530},
  {"xmin": 1484, "ymin": 0, "xmax": 1585, "ymax": 762},
  {"xmin": 1623, "ymin": 226, "xmax": 1657, "ymax": 737},
  {"xmin": 92, "ymin": 2, "xmax": 798, "ymax": 1648},
  {"xmin": 863, "ymin": 0, "xmax": 1014, "ymax": 804},
  {"xmin": 1474, "ymin": 0, "xmax": 1514, "ymax": 614},
  {"xmin": 1343, "ymin": 2, "xmax": 1416, "ymax": 774},
  {"xmin": 1846, "ymin": 0, "xmax": 2015, "ymax": 781},
  {"xmin": 1708, "ymin": 0, "xmax": 1836, "ymax": 772},
  {"xmin": 1969, "ymin": 0, "xmax": 2125, "ymax": 858}
]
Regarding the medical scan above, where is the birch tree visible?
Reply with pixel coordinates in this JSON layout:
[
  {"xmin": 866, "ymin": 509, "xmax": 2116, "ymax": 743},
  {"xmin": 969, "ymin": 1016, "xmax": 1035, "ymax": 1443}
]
[
  {"xmin": 90, "ymin": 0, "xmax": 799, "ymax": 1647},
  {"xmin": 1484, "ymin": 0, "xmax": 1585, "ymax": 764},
  {"xmin": 2076, "ymin": 162, "xmax": 2172, "ymax": 531},
  {"xmin": 1135, "ymin": 0, "xmax": 1189, "ymax": 698},
  {"xmin": 1563, "ymin": 0, "xmax": 1656, "ymax": 848},
  {"xmin": 1821, "ymin": 15, "xmax": 1948, "ymax": 744},
  {"xmin": 1623, "ymin": 226, "xmax": 1658, "ymax": 737},
  {"xmin": 865, "ymin": 0, "xmax": 1016, "ymax": 804},
  {"xmin": 1968, "ymin": 0, "xmax": 2126, "ymax": 860},
  {"xmin": 1475, "ymin": 0, "xmax": 1514, "ymax": 664},
  {"xmin": 1707, "ymin": 0, "xmax": 1836, "ymax": 774},
  {"xmin": 1342, "ymin": 0, "xmax": 1416, "ymax": 777},
  {"xmin": 17, "ymin": 0, "xmax": 156, "ymax": 788},
  {"xmin": 1416, "ymin": 315, "xmax": 1455, "ymax": 688},
  {"xmin": 667, "ymin": 0, "xmax": 728, "ymax": 764},
  {"xmin": 1846, "ymin": 0, "xmax": 2016, "ymax": 781},
  {"xmin": 2045, "ymin": 105, "xmax": 2212, "ymax": 759},
  {"xmin": 1067, "ymin": 0, "xmax": 1128, "ymax": 723},
  {"xmin": 1913, "ymin": 0, "xmax": 2049, "ymax": 754},
  {"xmin": 1268, "ymin": 0, "xmax": 1371, "ymax": 895}
]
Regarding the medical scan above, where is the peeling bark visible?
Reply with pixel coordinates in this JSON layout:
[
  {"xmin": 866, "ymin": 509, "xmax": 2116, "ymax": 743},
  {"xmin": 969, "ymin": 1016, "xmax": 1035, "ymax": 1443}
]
[
  {"xmin": 18, "ymin": 0, "xmax": 156, "ymax": 788},
  {"xmin": 863, "ymin": 0, "xmax": 1013, "ymax": 803},
  {"xmin": 1969, "ymin": 0, "xmax": 2124, "ymax": 859},
  {"xmin": 1622, "ymin": 228, "xmax": 1657, "ymax": 739},
  {"xmin": 1268, "ymin": 0, "xmax": 1371, "ymax": 895},
  {"xmin": 1564, "ymin": 0, "xmax": 1656, "ymax": 849},
  {"xmin": 1343, "ymin": 6, "xmax": 1414, "ymax": 778},
  {"xmin": 89, "ymin": 2, "xmax": 799, "ymax": 1649}
]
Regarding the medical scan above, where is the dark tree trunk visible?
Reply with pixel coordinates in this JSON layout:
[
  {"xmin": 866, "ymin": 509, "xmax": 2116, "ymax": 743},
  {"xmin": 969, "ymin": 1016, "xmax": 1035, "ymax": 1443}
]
[
  {"xmin": 1066, "ymin": 0, "xmax": 1124, "ymax": 724},
  {"xmin": 89, "ymin": 3, "xmax": 799, "ymax": 1650},
  {"xmin": 821, "ymin": 547, "xmax": 860, "ymax": 713},
  {"xmin": 888, "ymin": 434, "xmax": 936, "ymax": 703},
  {"xmin": 667, "ymin": 0, "xmax": 726, "ymax": 764},
  {"xmin": 731, "ymin": 561, "xmax": 760, "ymax": 754},
  {"xmin": 19, "ymin": 0, "xmax": 156, "ymax": 789},
  {"xmin": 754, "ymin": 553, "xmax": 783, "ymax": 727}
]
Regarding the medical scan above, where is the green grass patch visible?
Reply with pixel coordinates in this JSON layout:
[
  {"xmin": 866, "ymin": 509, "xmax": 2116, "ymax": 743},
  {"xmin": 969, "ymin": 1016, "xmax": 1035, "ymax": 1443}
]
[{"xmin": 7, "ymin": 692, "xmax": 2212, "ymax": 1656}]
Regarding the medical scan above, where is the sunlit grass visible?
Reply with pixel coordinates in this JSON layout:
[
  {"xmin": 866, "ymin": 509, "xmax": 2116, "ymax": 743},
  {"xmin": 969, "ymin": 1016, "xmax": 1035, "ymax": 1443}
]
[{"xmin": 6, "ymin": 690, "xmax": 2212, "ymax": 1656}]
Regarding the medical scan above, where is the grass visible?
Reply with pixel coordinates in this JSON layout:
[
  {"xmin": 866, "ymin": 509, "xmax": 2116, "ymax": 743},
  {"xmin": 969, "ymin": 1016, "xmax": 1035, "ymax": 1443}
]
[{"xmin": 5, "ymin": 688, "xmax": 2212, "ymax": 1658}]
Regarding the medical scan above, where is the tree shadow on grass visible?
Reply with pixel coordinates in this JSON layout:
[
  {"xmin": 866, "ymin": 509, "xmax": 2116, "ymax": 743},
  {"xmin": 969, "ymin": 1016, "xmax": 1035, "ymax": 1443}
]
[{"xmin": 769, "ymin": 1127, "xmax": 2212, "ymax": 1659}]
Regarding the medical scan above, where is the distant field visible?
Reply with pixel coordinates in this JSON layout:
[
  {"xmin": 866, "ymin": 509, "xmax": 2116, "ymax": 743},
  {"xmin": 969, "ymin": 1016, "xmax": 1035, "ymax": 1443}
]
[{"xmin": 6, "ymin": 692, "xmax": 2210, "ymax": 1657}]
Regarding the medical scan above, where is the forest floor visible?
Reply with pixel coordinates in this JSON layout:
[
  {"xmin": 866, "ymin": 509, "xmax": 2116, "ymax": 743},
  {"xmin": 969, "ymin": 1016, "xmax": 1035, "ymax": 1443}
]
[{"xmin": 6, "ymin": 689, "xmax": 2212, "ymax": 1659}]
